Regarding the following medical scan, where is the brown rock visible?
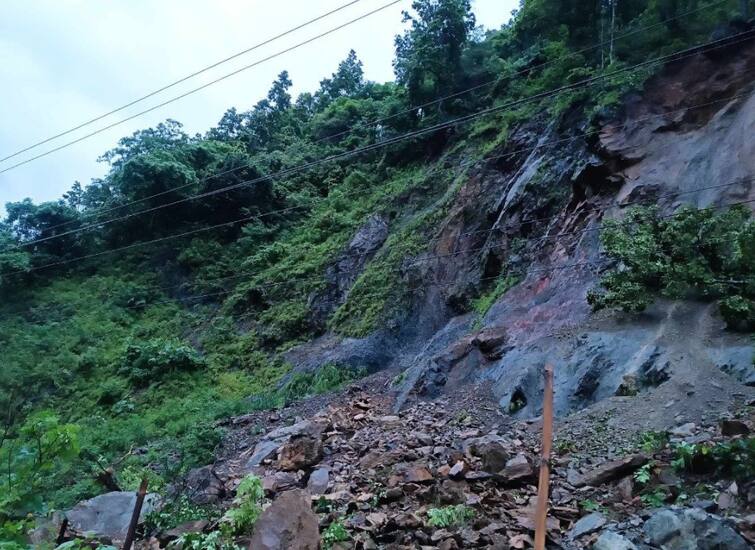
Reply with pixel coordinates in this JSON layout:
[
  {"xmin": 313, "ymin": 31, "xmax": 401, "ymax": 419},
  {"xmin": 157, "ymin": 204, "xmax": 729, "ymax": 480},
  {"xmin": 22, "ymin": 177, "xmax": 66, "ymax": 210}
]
[
  {"xmin": 720, "ymin": 418, "xmax": 750, "ymax": 437},
  {"xmin": 403, "ymin": 465, "xmax": 434, "ymax": 483},
  {"xmin": 159, "ymin": 520, "xmax": 209, "ymax": 546},
  {"xmin": 571, "ymin": 454, "xmax": 648, "ymax": 487},
  {"xmin": 248, "ymin": 490, "xmax": 319, "ymax": 550},
  {"xmin": 277, "ymin": 434, "xmax": 323, "ymax": 471},
  {"xmin": 503, "ymin": 453, "xmax": 534, "ymax": 482}
]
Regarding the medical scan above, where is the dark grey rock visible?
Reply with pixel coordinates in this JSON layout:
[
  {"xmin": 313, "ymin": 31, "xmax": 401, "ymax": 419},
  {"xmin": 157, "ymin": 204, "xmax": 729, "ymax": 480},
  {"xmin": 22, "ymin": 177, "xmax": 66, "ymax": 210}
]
[
  {"xmin": 307, "ymin": 467, "xmax": 330, "ymax": 495},
  {"xmin": 184, "ymin": 465, "xmax": 225, "ymax": 505},
  {"xmin": 570, "ymin": 512, "xmax": 607, "ymax": 539},
  {"xmin": 592, "ymin": 531, "xmax": 637, "ymax": 550},
  {"xmin": 643, "ymin": 507, "xmax": 749, "ymax": 550},
  {"xmin": 66, "ymin": 491, "xmax": 161, "ymax": 543}
]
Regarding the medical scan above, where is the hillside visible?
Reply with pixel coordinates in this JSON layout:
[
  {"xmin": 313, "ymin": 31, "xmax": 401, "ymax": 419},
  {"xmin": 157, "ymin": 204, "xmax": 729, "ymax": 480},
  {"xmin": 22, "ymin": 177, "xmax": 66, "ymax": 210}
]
[{"xmin": 1, "ymin": 1, "xmax": 754, "ymax": 548}]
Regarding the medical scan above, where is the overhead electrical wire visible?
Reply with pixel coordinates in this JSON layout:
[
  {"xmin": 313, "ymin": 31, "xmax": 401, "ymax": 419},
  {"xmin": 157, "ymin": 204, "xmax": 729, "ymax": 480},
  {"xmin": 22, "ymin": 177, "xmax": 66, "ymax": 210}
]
[
  {"xmin": 0, "ymin": 0, "xmax": 405, "ymax": 175},
  {"xmin": 0, "ymin": 0, "xmax": 368, "ymax": 164},
  {"xmin": 7, "ymin": 28, "xmax": 755, "ymax": 255},
  {"xmin": 17, "ymin": 0, "xmax": 736, "ymax": 237}
]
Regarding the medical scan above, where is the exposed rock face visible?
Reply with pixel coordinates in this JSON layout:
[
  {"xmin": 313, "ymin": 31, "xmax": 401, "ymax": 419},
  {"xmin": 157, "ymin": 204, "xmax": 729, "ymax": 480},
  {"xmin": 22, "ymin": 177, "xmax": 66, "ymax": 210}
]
[
  {"xmin": 66, "ymin": 491, "xmax": 161, "ymax": 543},
  {"xmin": 248, "ymin": 490, "xmax": 320, "ymax": 550},
  {"xmin": 284, "ymin": 41, "xmax": 755, "ymax": 425}
]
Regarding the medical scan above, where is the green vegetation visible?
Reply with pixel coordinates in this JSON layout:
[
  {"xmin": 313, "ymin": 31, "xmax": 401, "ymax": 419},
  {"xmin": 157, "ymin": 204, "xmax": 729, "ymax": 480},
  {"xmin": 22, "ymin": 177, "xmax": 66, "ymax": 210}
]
[
  {"xmin": 426, "ymin": 505, "xmax": 475, "ymax": 527},
  {"xmin": 220, "ymin": 475, "xmax": 265, "ymax": 536},
  {"xmin": 671, "ymin": 438, "xmax": 755, "ymax": 479},
  {"xmin": 321, "ymin": 518, "xmax": 351, "ymax": 549},
  {"xmin": 637, "ymin": 430, "xmax": 669, "ymax": 453},
  {"xmin": 588, "ymin": 206, "xmax": 755, "ymax": 330},
  {"xmin": 0, "ymin": 1, "xmax": 748, "ymax": 545}
]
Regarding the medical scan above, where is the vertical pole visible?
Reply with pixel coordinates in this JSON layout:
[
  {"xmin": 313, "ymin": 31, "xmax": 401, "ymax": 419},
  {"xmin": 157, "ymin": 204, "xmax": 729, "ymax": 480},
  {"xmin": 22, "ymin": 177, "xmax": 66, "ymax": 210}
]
[
  {"xmin": 534, "ymin": 364, "xmax": 554, "ymax": 550},
  {"xmin": 55, "ymin": 517, "xmax": 69, "ymax": 545},
  {"xmin": 122, "ymin": 478, "xmax": 148, "ymax": 550}
]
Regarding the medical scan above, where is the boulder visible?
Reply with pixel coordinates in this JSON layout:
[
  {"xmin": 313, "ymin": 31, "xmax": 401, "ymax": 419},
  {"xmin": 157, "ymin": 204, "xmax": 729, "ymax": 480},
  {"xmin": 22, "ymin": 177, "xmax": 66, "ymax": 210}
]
[
  {"xmin": 307, "ymin": 467, "xmax": 330, "ymax": 495},
  {"xmin": 185, "ymin": 465, "xmax": 225, "ymax": 505},
  {"xmin": 720, "ymin": 418, "xmax": 750, "ymax": 436},
  {"xmin": 158, "ymin": 520, "xmax": 209, "ymax": 546},
  {"xmin": 503, "ymin": 453, "xmax": 534, "ymax": 482},
  {"xmin": 277, "ymin": 434, "xmax": 323, "ymax": 471},
  {"xmin": 66, "ymin": 491, "xmax": 161, "ymax": 543},
  {"xmin": 643, "ymin": 507, "xmax": 749, "ymax": 550},
  {"xmin": 464, "ymin": 434, "xmax": 509, "ymax": 473},
  {"xmin": 248, "ymin": 490, "xmax": 320, "ymax": 550},
  {"xmin": 571, "ymin": 454, "xmax": 647, "ymax": 487}
]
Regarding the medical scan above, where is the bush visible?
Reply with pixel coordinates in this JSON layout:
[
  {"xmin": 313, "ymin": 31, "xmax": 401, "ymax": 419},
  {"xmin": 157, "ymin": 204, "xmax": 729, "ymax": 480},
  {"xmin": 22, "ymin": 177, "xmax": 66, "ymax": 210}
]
[
  {"xmin": 118, "ymin": 339, "xmax": 205, "ymax": 386},
  {"xmin": 588, "ymin": 205, "xmax": 755, "ymax": 330},
  {"xmin": 322, "ymin": 518, "xmax": 350, "ymax": 549},
  {"xmin": 221, "ymin": 474, "xmax": 264, "ymax": 536}
]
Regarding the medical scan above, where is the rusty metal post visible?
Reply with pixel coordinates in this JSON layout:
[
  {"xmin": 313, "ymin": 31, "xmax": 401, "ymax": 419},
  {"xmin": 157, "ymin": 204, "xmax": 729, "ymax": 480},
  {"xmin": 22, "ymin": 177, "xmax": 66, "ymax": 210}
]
[
  {"xmin": 534, "ymin": 364, "xmax": 554, "ymax": 550},
  {"xmin": 55, "ymin": 517, "xmax": 69, "ymax": 545},
  {"xmin": 122, "ymin": 477, "xmax": 148, "ymax": 550}
]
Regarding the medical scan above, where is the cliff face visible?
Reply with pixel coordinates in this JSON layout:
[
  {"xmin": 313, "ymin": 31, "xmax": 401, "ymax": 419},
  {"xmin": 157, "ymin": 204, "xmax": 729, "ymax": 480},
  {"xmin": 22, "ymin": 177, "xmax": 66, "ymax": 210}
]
[{"xmin": 289, "ymin": 40, "xmax": 755, "ymax": 424}]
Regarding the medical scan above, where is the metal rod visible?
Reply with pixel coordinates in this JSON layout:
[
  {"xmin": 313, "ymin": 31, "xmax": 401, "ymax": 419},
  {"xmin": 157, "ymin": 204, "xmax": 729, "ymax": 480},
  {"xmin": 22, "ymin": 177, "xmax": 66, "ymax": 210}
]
[
  {"xmin": 55, "ymin": 517, "xmax": 69, "ymax": 545},
  {"xmin": 122, "ymin": 478, "xmax": 148, "ymax": 550},
  {"xmin": 534, "ymin": 364, "xmax": 555, "ymax": 550}
]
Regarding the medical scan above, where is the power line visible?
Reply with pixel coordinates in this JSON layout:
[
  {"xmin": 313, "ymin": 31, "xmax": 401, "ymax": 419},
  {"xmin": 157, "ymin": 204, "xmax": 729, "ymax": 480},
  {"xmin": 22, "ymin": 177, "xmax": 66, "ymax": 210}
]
[
  {"xmin": 0, "ymin": 0, "xmax": 405, "ymax": 175},
  {"xmin": 0, "ymin": 0, "xmax": 368, "ymax": 164},
  {"xmin": 8, "ymin": 29, "xmax": 755, "ymax": 253},
  {"xmin": 19, "ymin": 0, "xmax": 737, "ymax": 236}
]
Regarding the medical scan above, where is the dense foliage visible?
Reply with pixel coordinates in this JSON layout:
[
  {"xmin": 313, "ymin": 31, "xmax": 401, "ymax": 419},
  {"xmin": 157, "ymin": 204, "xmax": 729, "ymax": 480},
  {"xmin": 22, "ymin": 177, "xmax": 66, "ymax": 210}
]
[
  {"xmin": 588, "ymin": 205, "xmax": 755, "ymax": 330},
  {"xmin": 0, "ymin": 0, "xmax": 750, "ymax": 545}
]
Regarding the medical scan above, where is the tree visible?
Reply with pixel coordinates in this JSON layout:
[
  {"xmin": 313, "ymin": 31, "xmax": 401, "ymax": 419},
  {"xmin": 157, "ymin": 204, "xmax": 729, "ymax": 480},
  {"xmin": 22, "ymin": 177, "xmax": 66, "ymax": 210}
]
[
  {"xmin": 0, "ymin": 228, "xmax": 30, "ymax": 290},
  {"xmin": 99, "ymin": 119, "xmax": 190, "ymax": 169},
  {"xmin": 393, "ymin": 0, "xmax": 476, "ymax": 107},
  {"xmin": 317, "ymin": 50, "xmax": 366, "ymax": 108},
  {"xmin": 3, "ymin": 199, "xmax": 84, "ymax": 259}
]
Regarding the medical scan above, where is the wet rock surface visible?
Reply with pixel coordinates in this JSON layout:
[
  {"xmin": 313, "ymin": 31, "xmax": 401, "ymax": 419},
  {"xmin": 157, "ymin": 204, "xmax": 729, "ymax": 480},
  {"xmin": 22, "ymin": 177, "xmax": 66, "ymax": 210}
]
[{"xmin": 66, "ymin": 491, "xmax": 162, "ymax": 543}]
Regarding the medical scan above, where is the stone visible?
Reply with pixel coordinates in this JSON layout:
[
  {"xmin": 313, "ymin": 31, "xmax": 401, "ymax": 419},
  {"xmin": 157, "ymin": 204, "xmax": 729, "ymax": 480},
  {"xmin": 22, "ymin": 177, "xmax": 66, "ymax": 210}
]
[
  {"xmin": 592, "ymin": 531, "xmax": 637, "ymax": 550},
  {"xmin": 503, "ymin": 453, "xmax": 534, "ymax": 482},
  {"xmin": 571, "ymin": 454, "xmax": 648, "ymax": 487},
  {"xmin": 669, "ymin": 423, "xmax": 696, "ymax": 438},
  {"xmin": 720, "ymin": 418, "xmax": 750, "ymax": 436},
  {"xmin": 643, "ymin": 508, "xmax": 749, "ymax": 550},
  {"xmin": 263, "ymin": 471, "xmax": 299, "ymax": 495},
  {"xmin": 184, "ymin": 465, "xmax": 225, "ymax": 505},
  {"xmin": 403, "ymin": 465, "xmax": 434, "ymax": 483},
  {"xmin": 464, "ymin": 434, "xmax": 509, "ymax": 473},
  {"xmin": 66, "ymin": 491, "xmax": 162, "ymax": 543},
  {"xmin": 307, "ymin": 467, "xmax": 330, "ymax": 495},
  {"xmin": 246, "ymin": 440, "xmax": 282, "ymax": 469},
  {"xmin": 248, "ymin": 490, "xmax": 320, "ymax": 550},
  {"xmin": 569, "ymin": 512, "xmax": 606, "ymax": 539},
  {"xmin": 449, "ymin": 461, "xmax": 466, "ymax": 479},
  {"xmin": 277, "ymin": 434, "xmax": 323, "ymax": 471}
]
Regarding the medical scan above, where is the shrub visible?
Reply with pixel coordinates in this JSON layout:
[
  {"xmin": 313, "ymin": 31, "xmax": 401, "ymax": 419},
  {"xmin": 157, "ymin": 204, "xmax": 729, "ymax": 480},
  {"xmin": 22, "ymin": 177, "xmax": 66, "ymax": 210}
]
[
  {"xmin": 118, "ymin": 339, "xmax": 205, "ymax": 386},
  {"xmin": 588, "ymin": 205, "xmax": 755, "ymax": 330},
  {"xmin": 221, "ymin": 474, "xmax": 264, "ymax": 536}
]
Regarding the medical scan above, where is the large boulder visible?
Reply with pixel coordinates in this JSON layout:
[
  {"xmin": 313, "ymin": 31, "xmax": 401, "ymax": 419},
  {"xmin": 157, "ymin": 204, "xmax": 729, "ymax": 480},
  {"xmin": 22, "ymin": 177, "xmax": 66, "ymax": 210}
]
[
  {"xmin": 185, "ymin": 465, "xmax": 226, "ymax": 505},
  {"xmin": 66, "ymin": 491, "xmax": 161, "ymax": 543},
  {"xmin": 277, "ymin": 434, "xmax": 323, "ymax": 471},
  {"xmin": 248, "ymin": 490, "xmax": 320, "ymax": 550},
  {"xmin": 643, "ymin": 507, "xmax": 749, "ymax": 550}
]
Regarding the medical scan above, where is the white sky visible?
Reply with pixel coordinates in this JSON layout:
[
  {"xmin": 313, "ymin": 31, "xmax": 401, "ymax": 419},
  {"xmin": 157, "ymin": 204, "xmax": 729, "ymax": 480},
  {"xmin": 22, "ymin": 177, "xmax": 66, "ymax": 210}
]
[{"xmin": 0, "ymin": 0, "xmax": 517, "ymax": 209}]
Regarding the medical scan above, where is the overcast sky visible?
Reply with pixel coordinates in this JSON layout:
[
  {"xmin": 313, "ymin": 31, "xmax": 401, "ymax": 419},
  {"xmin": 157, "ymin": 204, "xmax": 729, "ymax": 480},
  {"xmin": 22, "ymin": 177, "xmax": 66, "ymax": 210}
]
[{"xmin": 0, "ymin": 0, "xmax": 517, "ymax": 210}]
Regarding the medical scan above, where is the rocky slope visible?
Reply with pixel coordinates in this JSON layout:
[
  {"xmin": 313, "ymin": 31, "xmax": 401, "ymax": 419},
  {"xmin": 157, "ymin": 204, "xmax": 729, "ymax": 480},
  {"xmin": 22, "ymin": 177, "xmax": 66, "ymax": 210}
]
[{"xmin": 55, "ymin": 35, "xmax": 755, "ymax": 550}]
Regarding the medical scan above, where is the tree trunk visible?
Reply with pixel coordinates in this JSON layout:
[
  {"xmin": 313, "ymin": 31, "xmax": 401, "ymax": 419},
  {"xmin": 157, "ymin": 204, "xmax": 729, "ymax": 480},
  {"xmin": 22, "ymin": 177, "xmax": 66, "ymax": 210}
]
[{"xmin": 609, "ymin": 0, "xmax": 618, "ymax": 65}]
